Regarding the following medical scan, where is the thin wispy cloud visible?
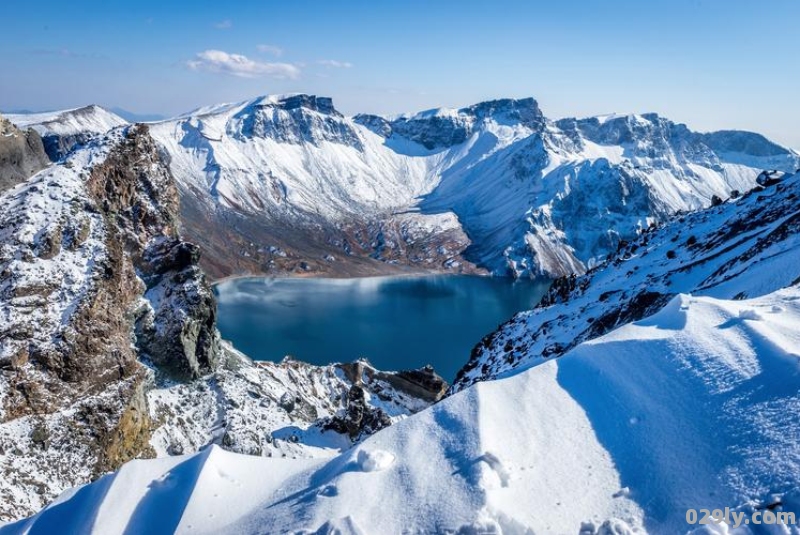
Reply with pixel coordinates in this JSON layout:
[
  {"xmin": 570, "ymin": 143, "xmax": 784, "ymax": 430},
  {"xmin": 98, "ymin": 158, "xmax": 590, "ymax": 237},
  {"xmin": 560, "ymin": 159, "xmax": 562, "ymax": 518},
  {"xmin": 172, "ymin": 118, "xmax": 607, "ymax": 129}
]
[
  {"xmin": 187, "ymin": 50, "xmax": 300, "ymax": 79},
  {"xmin": 256, "ymin": 44, "xmax": 284, "ymax": 57},
  {"xmin": 30, "ymin": 48, "xmax": 107, "ymax": 60},
  {"xmin": 214, "ymin": 19, "xmax": 233, "ymax": 30},
  {"xmin": 317, "ymin": 59, "xmax": 353, "ymax": 69}
]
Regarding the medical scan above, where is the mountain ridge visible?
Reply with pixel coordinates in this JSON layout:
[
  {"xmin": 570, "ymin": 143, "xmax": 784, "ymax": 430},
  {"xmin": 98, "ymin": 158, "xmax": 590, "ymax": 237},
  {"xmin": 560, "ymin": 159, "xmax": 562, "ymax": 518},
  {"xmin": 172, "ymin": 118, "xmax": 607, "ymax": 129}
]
[{"xmin": 9, "ymin": 94, "xmax": 798, "ymax": 280}]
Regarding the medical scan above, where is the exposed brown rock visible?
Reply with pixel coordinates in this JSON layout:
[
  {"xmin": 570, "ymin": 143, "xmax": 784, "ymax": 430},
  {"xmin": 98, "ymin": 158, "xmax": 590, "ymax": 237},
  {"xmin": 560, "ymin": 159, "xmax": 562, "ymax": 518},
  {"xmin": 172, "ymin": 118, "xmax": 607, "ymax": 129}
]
[{"xmin": 0, "ymin": 114, "xmax": 50, "ymax": 193}]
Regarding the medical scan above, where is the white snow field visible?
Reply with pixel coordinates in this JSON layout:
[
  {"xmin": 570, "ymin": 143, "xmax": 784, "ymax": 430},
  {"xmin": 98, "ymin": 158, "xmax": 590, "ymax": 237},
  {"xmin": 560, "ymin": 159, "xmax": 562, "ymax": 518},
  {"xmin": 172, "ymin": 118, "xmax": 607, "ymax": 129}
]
[{"xmin": 4, "ymin": 286, "xmax": 799, "ymax": 534}]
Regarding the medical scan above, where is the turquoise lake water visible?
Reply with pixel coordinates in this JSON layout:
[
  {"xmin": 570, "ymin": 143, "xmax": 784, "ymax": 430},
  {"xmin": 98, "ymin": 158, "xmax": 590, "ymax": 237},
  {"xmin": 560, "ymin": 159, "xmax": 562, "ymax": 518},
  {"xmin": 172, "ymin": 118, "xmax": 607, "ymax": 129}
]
[{"xmin": 214, "ymin": 275, "xmax": 550, "ymax": 382}]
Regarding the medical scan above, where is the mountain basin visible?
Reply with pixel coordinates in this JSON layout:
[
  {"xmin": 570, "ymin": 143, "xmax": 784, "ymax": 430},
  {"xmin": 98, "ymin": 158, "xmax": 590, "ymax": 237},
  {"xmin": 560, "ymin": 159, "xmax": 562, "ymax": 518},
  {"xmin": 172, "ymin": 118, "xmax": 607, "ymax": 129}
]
[{"xmin": 213, "ymin": 275, "xmax": 550, "ymax": 382}]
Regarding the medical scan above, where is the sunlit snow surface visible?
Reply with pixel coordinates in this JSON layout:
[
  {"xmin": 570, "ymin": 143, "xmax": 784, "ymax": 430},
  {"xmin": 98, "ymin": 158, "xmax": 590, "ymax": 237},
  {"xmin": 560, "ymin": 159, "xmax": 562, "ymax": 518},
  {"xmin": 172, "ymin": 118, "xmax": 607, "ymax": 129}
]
[{"xmin": 4, "ymin": 285, "xmax": 799, "ymax": 534}]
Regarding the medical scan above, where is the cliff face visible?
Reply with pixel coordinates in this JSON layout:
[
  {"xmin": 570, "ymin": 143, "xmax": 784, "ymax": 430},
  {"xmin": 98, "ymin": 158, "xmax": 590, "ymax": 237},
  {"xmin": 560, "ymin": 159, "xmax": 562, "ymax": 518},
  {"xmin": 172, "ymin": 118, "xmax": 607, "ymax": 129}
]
[
  {"xmin": 0, "ymin": 114, "xmax": 50, "ymax": 193},
  {"xmin": 86, "ymin": 126, "xmax": 221, "ymax": 381},
  {"xmin": 0, "ymin": 125, "xmax": 222, "ymax": 518}
]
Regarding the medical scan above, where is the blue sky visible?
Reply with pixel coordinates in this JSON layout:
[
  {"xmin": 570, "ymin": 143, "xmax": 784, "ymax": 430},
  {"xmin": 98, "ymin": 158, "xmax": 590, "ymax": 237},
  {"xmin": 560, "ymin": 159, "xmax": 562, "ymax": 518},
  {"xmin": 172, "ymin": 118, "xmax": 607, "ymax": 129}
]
[{"xmin": 1, "ymin": 0, "xmax": 798, "ymax": 147}]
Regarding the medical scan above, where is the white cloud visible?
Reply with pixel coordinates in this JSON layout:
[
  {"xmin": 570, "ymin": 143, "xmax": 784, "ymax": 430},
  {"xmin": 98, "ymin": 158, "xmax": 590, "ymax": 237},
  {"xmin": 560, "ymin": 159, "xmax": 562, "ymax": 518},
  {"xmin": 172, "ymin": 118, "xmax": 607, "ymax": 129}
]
[
  {"xmin": 214, "ymin": 19, "xmax": 233, "ymax": 30},
  {"xmin": 256, "ymin": 44, "xmax": 284, "ymax": 57},
  {"xmin": 187, "ymin": 50, "xmax": 300, "ymax": 79},
  {"xmin": 317, "ymin": 59, "xmax": 353, "ymax": 69}
]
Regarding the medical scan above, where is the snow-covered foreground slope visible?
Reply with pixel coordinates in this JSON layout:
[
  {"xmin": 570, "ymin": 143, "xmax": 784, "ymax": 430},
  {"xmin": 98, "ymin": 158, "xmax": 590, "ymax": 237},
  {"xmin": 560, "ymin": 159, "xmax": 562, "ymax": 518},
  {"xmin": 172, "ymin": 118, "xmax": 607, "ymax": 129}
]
[{"xmin": 6, "ymin": 286, "xmax": 800, "ymax": 534}]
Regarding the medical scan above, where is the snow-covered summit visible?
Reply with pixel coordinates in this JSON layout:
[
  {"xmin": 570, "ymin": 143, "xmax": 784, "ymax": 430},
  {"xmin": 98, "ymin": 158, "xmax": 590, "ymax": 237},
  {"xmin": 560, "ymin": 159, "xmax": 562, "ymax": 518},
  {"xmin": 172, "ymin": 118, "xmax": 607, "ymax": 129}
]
[
  {"xmin": 6, "ymin": 105, "xmax": 127, "ymax": 138},
  {"xmin": 358, "ymin": 97, "xmax": 545, "ymax": 149},
  {"xmin": 6, "ymin": 105, "xmax": 128, "ymax": 161}
]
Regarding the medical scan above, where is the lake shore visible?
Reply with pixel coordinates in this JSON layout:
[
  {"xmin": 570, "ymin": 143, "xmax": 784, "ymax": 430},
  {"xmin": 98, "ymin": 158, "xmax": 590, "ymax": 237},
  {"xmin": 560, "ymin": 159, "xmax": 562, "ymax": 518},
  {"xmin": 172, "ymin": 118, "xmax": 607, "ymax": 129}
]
[{"xmin": 209, "ymin": 268, "xmax": 496, "ymax": 288}]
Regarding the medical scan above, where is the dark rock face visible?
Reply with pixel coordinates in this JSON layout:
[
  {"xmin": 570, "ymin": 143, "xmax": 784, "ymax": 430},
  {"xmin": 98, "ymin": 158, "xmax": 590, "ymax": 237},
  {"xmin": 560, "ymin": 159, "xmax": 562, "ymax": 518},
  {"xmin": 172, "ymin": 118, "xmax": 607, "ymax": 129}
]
[
  {"xmin": 322, "ymin": 385, "xmax": 391, "ymax": 440},
  {"xmin": 234, "ymin": 95, "xmax": 363, "ymax": 149},
  {"xmin": 378, "ymin": 365, "xmax": 448, "ymax": 403},
  {"xmin": 390, "ymin": 114, "xmax": 472, "ymax": 150},
  {"xmin": 135, "ymin": 239, "xmax": 220, "ymax": 380},
  {"xmin": 338, "ymin": 361, "xmax": 449, "ymax": 403},
  {"xmin": 273, "ymin": 94, "xmax": 339, "ymax": 116},
  {"xmin": 352, "ymin": 114, "xmax": 392, "ymax": 138},
  {"xmin": 388, "ymin": 98, "xmax": 545, "ymax": 150},
  {"xmin": 700, "ymin": 130, "xmax": 793, "ymax": 158},
  {"xmin": 0, "ymin": 114, "xmax": 50, "ymax": 192},
  {"xmin": 41, "ymin": 132, "xmax": 95, "ymax": 161}
]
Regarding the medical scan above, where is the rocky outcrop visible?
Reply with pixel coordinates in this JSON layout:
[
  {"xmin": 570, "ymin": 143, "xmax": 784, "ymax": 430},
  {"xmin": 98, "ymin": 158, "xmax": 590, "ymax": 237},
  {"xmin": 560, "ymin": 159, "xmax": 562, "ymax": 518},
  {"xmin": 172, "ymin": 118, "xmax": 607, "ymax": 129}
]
[
  {"xmin": 86, "ymin": 125, "xmax": 221, "ymax": 381},
  {"xmin": 0, "ymin": 114, "xmax": 49, "ymax": 193},
  {"xmin": 322, "ymin": 361, "xmax": 448, "ymax": 440},
  {"xmin": 379, "ymin": 365, "xmax": 448, "ymax": 402},
  {"xmin": 322, "ymin": 385, "xmax": 392, "ymax": 439},
  {"xmin": 0, "ymin": 130, "xmax": 154, "ymax": 518},
  {"xmin": 135, "ymin": 239, "xmax": 220, "ymax": 380}
]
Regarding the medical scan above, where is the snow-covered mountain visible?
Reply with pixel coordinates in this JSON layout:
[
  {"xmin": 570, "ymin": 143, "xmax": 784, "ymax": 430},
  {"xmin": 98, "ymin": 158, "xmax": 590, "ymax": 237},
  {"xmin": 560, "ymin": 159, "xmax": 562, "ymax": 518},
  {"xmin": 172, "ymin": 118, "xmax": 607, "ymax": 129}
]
[
  {"xmin": 5, "ymin": 172, "xmax": 800, "ymax": 534},
  {"xmin": 4, "ymin": 99, "xmax": 800, "ymax": 534},
  {"xmin": 11, "ymin": 96, "xmax": 798, "ymax": 280},
  {"xmin": 144, "ymin": 95, "xmax": 800, "ymax": 278},
  {"xmin": 6, "ymin": 106, "xmax": 128, "ymax": 161}
]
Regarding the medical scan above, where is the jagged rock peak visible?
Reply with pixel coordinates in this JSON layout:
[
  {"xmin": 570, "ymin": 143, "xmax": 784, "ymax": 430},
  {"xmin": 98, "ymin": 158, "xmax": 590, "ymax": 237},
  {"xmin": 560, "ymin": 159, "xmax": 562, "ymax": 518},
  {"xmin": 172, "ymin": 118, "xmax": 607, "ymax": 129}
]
[
  {"xmin": 230, "ymin": 94, "xmax": 361, "ymax": 148},
  {"xmin": 460, "ymin": 97, "xmax": 544, "ymax": 123},
  {"xmin": 397, "ymin": 96, "xmax": 543, "ymax": 122},
  {"xmin": 357, "ymin": 97, "xmax": 544, "ymax": 149},
  {"xmin": 248, "ymin": 94, "xmax": 341, "ymax": 117}
]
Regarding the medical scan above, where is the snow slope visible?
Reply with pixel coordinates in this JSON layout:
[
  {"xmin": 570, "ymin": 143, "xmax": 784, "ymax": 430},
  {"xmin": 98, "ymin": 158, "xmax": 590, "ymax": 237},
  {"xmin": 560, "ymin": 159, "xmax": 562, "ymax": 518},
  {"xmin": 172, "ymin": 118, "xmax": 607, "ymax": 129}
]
[
  {"xmin": 5, "ymin": 286, "xmax": 799, "ymax": 534},
  {"xmin": 6, "ymin": 106, "xmax": 128, "ymax": 161}
]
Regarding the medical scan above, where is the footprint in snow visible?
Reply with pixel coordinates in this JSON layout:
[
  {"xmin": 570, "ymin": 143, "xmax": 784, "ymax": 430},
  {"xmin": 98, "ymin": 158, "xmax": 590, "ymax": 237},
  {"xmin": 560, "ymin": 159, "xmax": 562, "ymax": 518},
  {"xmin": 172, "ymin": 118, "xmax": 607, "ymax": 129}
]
[{"xmin": 477, "ymin": 452, "xmax": 510, "ymax": 487}]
